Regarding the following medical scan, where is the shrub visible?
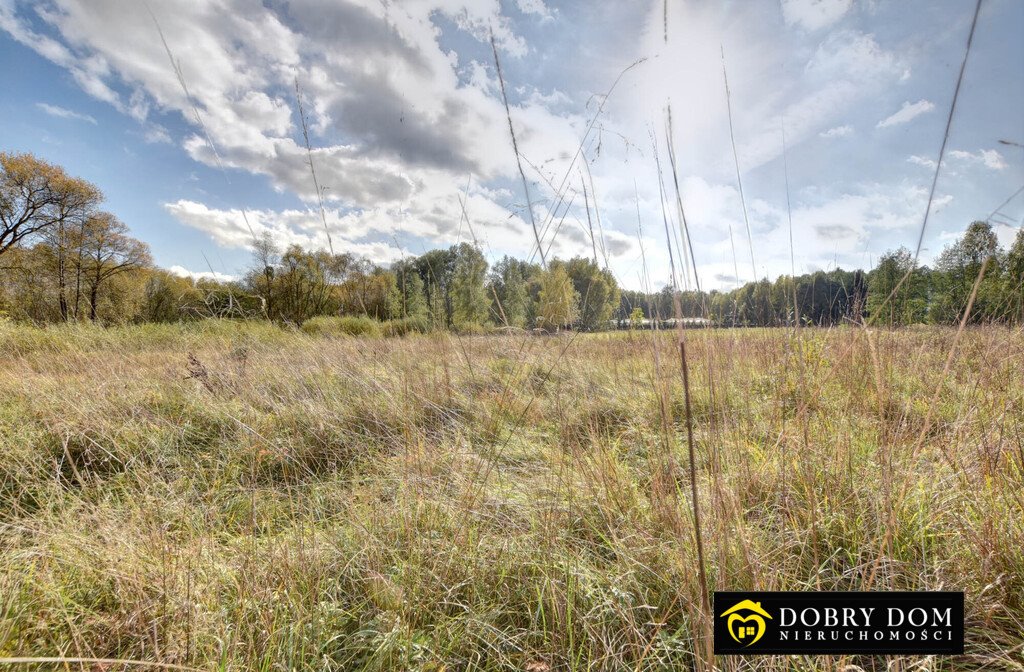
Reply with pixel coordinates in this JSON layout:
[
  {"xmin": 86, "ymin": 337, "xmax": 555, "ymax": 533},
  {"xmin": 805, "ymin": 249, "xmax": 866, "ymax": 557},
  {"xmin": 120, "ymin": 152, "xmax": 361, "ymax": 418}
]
[
  {"xmin": 301, "ymin": 315, "xmax": 382, "ymax": 338},
  {"xmin": 382, "ymin": 316, "xmax": 430, "ymax": 337},
  {"xmin": 452, "ymin": 322, "xmax": 494, "ymax": 336}
]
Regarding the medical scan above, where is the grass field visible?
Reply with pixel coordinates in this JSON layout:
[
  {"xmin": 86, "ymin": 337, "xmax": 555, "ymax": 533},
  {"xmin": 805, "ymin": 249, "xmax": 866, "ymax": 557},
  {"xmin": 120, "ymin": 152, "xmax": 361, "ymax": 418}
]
[{"xmin": 0, "ymin": 322, "xmax": 1021, "ymax": 670}]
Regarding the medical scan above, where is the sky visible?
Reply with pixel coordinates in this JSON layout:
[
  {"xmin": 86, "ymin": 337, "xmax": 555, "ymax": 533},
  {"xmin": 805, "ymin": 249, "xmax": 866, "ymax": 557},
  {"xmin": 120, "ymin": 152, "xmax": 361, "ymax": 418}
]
[{"xmin": 0, "ymin": 0, "xmax": 1021, "ymax": 291}]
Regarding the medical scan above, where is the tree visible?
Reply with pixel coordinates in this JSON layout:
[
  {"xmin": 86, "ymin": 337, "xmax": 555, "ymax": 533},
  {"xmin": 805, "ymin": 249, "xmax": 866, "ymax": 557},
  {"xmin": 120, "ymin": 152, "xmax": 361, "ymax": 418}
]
[
  {"xmin": 450, "ymin": 243, "xmax": 489, "ymax": 328},
  {"xmin": 739, "ymin": 278, "xmax": 775, "ymax": 326},
  {"xmin": 1006, "ymin": 228, "xmax": 1024, "ymax": 324},
  {"xmin": 488, "ymin": 256, "xmax": 533, "ymax": 328},
  {"xmin": 933, "ymin": 221, "xmax": 1003, "ymax": 323},
  {"xmin": 1, "ymin": 152, "xmax": 101, "ymax": 258},
  {"xmin": 563, "ymin": 257, "xmax": 619, "ymax": 331},
  {"xmin": 629, "ymin": 306, "xmax": 644, "ymax": 330},
  {"xmin": 414, "ymin": 247, "xmax": 456, "ymax": 329},
  {"xmin": 78, "ymin": 213, "xmax": 151, "ymax": 321},
  {"xmin": 393, "ymin": 258, "xmax": 428, "ymax": 321},
  {"xmin": 0, "ymin": 245, "xmax": 59, "ymax": 322},
  {"xmin": 249, "ymin": 231, "xmax": 281, "ymax": 318},
  {"xmin": 867, "ymin": 247, "xmax": 927, "ymax": 326},
  {"xmin": 338, "ymin": 262, "xmax": 401, "ymax": 320},
  {"xmin": 140, "ymin": 271, "xmax": 198, "ymax": 323},
  {"xmin": 273, "ymin": 245, "xmax": 338, "ymax": 323},
  {"xmin": 536, "ymin": 262, "xmax": 578, "ymax": 332},
  {"xmin": 616, "ymin": 289, "xmax": 648, "ymax": 325}
]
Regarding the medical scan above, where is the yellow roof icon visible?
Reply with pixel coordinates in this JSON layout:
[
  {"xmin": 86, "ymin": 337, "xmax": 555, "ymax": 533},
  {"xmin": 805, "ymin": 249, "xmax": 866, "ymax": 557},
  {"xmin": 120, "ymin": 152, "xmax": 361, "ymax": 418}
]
[{"xmin": 719, "ymin": 599, "xmax": 772, "ymax": 619}]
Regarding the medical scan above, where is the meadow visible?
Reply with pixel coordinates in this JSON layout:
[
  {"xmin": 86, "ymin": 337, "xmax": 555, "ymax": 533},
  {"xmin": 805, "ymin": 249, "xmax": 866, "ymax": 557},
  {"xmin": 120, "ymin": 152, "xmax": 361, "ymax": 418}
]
[{"xmin": 0, "ymin": 321, "xmax": 1021, "ymax": 671}]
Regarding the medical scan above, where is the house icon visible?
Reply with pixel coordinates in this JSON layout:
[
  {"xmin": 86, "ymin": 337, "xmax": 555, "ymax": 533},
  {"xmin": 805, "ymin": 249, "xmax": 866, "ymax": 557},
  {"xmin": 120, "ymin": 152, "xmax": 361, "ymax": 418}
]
[{"xmin": 720, "ymin": 600, "xmax": 772, "ymax": 646}]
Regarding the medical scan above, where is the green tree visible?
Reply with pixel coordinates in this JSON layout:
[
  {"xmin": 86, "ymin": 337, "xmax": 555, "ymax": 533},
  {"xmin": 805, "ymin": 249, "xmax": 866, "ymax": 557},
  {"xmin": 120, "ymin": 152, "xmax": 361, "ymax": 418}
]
[
  {"xmin": 489, "ymin": 256, "xmax": 535, "ymax": 328},
  {"xmin": 393, "ymin": 259, "xmax": 428, "ymax": 320},
  {"xmin": 536, "ymin": 262, "xmax": 578, "ymax": 332},
  {"xmin": 563, "ymin": 257, "xmax": 619, "ymax": 331},
  {"xmin": 414, "ymin": 247, "xmax": 455, "ymax": 329},
  {"xmin": 450, "ymin": 243, "xmax": 489, "ymax": 328},
  {"xmin": 1005, "ymin": 228, "xmax": 1024, "ymax": 324},
  {"xmin": 932, "ymin": 221, "xmax": 1003, "ymax": 323},
  {"xmin": 629, "ymin": 306, "xmax": 644, "ymax": 330},
  {"xmin": 867, "ymin": 247, "xmax": 928, "ymax": 326},
  {"xmin": 140, "ymin": 271, "xmax": 198, "ymax": 323},
  {"xmin": 1, "ymin": 153, "xmax": 105, "ymax": 321},
  {"xmin": 274, "ymin": 245, "xmax": 335, "ymax": 323},
  {"xmin": 78, "ymin": 212, "xmax": 152, "ymax": 321},
  {"xmin": 337, "ymin": 260, "xmax": 401, "ymax": 320}
]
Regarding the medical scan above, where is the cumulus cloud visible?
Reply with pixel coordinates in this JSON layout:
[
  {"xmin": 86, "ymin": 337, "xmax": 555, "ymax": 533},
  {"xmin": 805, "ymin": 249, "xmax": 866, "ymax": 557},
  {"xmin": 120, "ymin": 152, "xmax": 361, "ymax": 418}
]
[
  {"xmin": 877, "ymin": 99, "xmax": 934, "ymax": 128},
  {"xmin": 36, "ymin": 102, "xmax": 96, "ymax": 124},
  {"xmin": 514, "ymin": 0, "xmax": 555, "ymax": 22},
  {"xmin": 141, "ymin": 124, "xmax": 172, "ymax": 144},
  {"xmin": 168, "ymin": 265, "xmax": 237, "ymax": 282},
  {"xmin": 908, "ymin": 149, "xmax": 1008, "ymax": 174},
  {"xmin": 664, "ymin": 175, "xmax": 959, "ymax": 285},
  {"xmin": 163, "ymin": 161, "xmax": 635, "ymax": 267},
  {"xmin": 907, "ymin": 155, "xmax": 937, "ymax": 169},
  {"xmin": 781, "ymin": 0, "xmax": 853, "ymax": 31},
  {"xmin": 2, "ymin": 0, "xmax": 594, "ymax": 269},
  {"xmin": 165, "ymin": 200, "xmax": 408, "ymax": 263},
  {"xmin": 622, "ymin": 5, "xmax": 907, "ymax": 182},
  {"xmin": 948, "ymin": 149, "xmax": 1007, "ymax": 170},
  {"xmin": 819, "ymin": 124, "xmax": 853, "ymax": 138}
]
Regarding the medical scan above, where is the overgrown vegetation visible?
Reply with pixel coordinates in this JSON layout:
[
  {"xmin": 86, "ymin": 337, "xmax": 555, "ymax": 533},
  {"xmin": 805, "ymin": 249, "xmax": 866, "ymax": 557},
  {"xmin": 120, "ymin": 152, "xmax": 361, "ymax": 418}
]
[{"xmin": 0, "ymin": 322, "xmax": 1020, "ymax": 670}]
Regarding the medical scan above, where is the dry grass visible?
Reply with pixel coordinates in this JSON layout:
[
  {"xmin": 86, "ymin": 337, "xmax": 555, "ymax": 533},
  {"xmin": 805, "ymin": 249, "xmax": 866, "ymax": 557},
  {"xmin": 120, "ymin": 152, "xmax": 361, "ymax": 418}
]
[{"xmin": 0, "ymin": 321, "xmax": 1021, "ymax": 670}]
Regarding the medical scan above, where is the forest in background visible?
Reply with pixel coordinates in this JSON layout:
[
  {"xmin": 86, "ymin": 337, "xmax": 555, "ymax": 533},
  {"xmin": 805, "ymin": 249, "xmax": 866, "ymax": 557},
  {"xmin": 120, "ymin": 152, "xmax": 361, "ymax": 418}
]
[{"xmin": 3, "ymin": 151, "xmax": 1023, "ymax": 332}]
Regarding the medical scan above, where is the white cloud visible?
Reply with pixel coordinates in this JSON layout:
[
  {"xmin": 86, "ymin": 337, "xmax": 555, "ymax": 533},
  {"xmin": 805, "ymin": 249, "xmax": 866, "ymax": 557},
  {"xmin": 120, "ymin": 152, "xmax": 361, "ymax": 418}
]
[
  {"xmin": 142, "ymin": 124, "xmax": 172, "ymax": 144},
  {"xmin": 659, "ymin": 176, "xmax": 959, "ymax": 286},
  {"xmin": 908, "ymin": 149, "xmax": 1008, "ymax": 173},
  {"xmin": 877, "ymin": 99, "xmax": 935, "ymax": 128},
  {"xmin": 820, "ymin": 124, "xmax": 853, "ymax": 138},
  {"xmin": 621, "ymin": 5, "xmax": 906, "ymax": 182},
  {"xmin": 35, "ymin": 102, "xmax": 97, "ymax": 124},
  {"xmin": 805, "ymin": 30, "xmax": 902, "ymax": 82},
  {"xmin": 515, "ymin": 0, "xmax": 554, "ymax": 22},
  {"xmin": 979, "ymin": 150, "xmax": 1007, "ymax": 170},
  {"xmin": 4, "ymin": 0, "xmax": 586, "ymax": 253},
  {"xmin": 907, "ymin": 155, "xmax": 937, "ymax": 169},
  {"xmin": 5, "ymin": 0, "xmax": 1006, "ymax": 291},
  {"xmin": 162, "ymin": 151, "xmax": 634, "ymax": 267},
  {"xmin": 164, "ymin": 200, "xmax": 407, "ymax": 262},
  {"xmin": 948, "ymin": 149, "xmax": 1007, "ymax": 170},
  {"xmin": 168, "ymin": 265, "xmax": 237, "ymax": 282},
  {"xmin": 781, "ymin": 0, "xmax": 853, "ymax": 31}
]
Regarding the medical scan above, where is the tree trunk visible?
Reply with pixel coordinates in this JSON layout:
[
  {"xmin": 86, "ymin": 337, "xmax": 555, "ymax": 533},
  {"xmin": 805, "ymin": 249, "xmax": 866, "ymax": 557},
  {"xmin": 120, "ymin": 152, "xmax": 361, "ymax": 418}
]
[
  {"xmin": 89, "ymin": 281, "xmax": 99, "ymax": 321},
  {"xmin": 57, "ymin": 224, "xmax": 68, "ymax": 322},
  {"xmin": 73, "ymin": 220, "xmax": 86, "ymax": 320}
]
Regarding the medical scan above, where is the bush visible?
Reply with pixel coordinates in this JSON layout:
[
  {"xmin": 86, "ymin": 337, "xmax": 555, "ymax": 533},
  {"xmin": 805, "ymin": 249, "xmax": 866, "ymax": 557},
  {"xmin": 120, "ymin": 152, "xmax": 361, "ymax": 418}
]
[
  {"xmin": 452, "ymin": 322, "xmax": 494, "ymax": 336},
  {"xmin": 382, "ymin": 316, "xmax": 430, "ymax": 337},
  {"xmin": 301, "ymin": 315, "xmax": 382, "ymax": 338}
]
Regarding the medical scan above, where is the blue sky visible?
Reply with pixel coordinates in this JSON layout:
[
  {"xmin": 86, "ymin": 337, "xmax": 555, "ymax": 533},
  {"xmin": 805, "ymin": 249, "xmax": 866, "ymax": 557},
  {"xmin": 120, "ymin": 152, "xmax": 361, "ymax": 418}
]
[{"xmin": 0, "ymin": 0, "xmax": 1021, "ymax": 290}]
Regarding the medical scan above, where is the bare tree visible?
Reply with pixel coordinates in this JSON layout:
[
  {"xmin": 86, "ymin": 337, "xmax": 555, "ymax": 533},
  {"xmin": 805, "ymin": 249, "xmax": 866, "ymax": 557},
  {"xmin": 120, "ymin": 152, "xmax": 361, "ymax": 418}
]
[{"xmin": 250, "ymin": 230, "xmax": 280, "ymax": 318}]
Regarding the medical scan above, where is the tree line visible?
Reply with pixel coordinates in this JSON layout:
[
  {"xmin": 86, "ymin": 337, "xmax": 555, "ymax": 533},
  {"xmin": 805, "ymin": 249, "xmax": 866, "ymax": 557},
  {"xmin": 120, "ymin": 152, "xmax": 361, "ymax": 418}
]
[
  {"xmin": 2, "ymin": 151, "xmax": 1021, "ymax": 330},
  {"xmin": 616, "ymin": 220, "xmax": 1022, "ymax": 328},
  {"xmin": 235, "ymin": 232, "xmax": 621, "ymax": 332}
]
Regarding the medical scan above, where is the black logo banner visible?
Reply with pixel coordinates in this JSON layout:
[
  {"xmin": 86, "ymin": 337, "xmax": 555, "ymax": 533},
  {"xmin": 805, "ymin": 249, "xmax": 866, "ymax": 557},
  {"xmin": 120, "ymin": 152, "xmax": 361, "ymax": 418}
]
[{"xmin": 713, "ymin": 591, "xmax": 964, "ymax": 655}]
